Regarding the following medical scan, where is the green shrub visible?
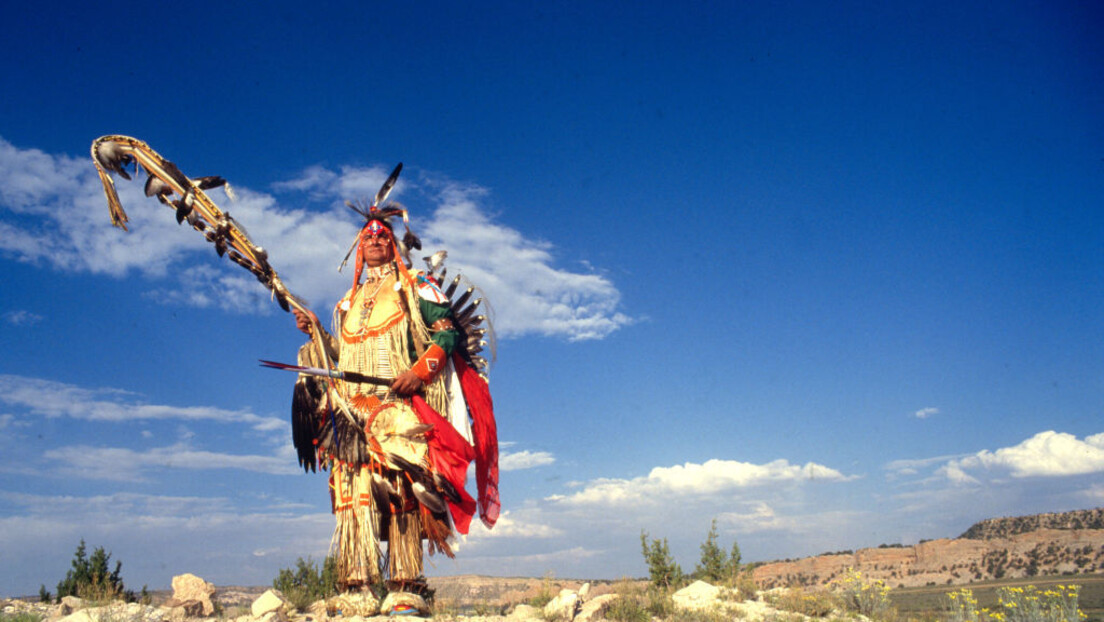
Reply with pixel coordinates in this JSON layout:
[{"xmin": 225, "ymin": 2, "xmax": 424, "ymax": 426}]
[
  {"xmin": 527, "ymin": 572, "xmax": 557, "ymax": 608},
  {"xmin": 943, "ymin": 584, "xmax": 1085, "ymax": 622},
  {"xmin": 272, "ymin": 556, "xmax": 338, "ymax": 611},
  {"xmin": 603, "ymin": 580, "xmax": 650, "ymax": 622},
  {"xmin": 765, "ymin": 587, "xmax": 838, "ymax": 617},
  {"xmin": 0, "ymin": 613, "xmax": 45, "ymax": 622},
  {"xmin": 833, "ymin": 567, "xmax": 894, "ymax": 619},
  {"xmin": 944, "ymin": 588, "xmax": 981, "ymax": 622},
  {"xmin": 997, "ymin": 584, "xmax": 1084, "ymax": 622}
]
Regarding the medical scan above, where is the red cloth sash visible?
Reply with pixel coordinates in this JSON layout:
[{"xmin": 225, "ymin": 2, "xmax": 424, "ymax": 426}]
[
  {"xmin": 453, "ymin": 353, "xmax": 500, "ymax": 528},
  {"xmin": 409, "ymin": 355, "xmax": 500, "ymax": 532}
]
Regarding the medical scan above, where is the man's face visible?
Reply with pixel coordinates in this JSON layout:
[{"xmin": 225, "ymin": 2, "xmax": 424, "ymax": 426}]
[{"xmin": 361, "ymin": 231, "xmax": 394, "ymax": 267}]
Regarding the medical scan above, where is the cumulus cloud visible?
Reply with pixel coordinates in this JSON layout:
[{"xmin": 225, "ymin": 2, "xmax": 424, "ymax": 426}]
[
  {"xmin": 914, "ymin": 407, "xmax": 939, "ymax": 419},
  {"xmin": 937, "ymin": 431, "xmax": 1104, "ymax": 483},
  {"xmin": 465, "ymin": 511, "xmax": 564, "ymax": 540},
  {"xmin": 547, "ymin": 458, "xmax": 853, "ymax": 508},
  {"xmin": 0, "ymin": 137, "xmax": 630, "ymax": 340},
  {"xmin": 500, "ymin": 449, "xmax": 556, "ymax": 471}
]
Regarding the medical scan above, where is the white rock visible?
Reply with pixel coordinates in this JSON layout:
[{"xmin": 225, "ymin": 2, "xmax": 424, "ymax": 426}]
[
  {"xmin": 542, "ymin": 589, "xmax": 579, "ymax": 621},
  {"xmin": 575, "ymin": 593, "xmax": 618, "ymax": 622},
  {"xmin": 577, "ymin": 582, "xmax": 590, "ymax": 601},
  {"xmin": 258, "ymin": 610, "xmax": 287, "ymax": 622},
  {"xmin": 251, "ymin": 590, "xmax": 290, "ymax": 618},
  {"xmin": 60, "ymin": 596, "xmax": 85, "ymax": 615},
  {"xmin": 58, "ymin": 610, "xmax": 96, "ymax": 622},
  {"xmin": 672, "ymin": 580, "xmax": 722, "ymax": 611},
  {"xmin": 506, "ymin": 603, "xmax": 541, "ymax": 620}
]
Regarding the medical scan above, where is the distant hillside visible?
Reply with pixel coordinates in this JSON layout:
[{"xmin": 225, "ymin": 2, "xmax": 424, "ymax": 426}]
[
  {"xmin": 960, "ymin": 508, "xmax": 1104, "ymax": 540},
  {"xmin": 753, "ymin": 508, "xmax": 1104, "ymax": 590}
]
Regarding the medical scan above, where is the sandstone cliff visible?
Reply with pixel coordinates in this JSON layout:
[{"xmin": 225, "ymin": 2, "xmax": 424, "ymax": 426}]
[{"xmin": 753, "ymin": 508, "xmax": 1104, "ymax": 589}]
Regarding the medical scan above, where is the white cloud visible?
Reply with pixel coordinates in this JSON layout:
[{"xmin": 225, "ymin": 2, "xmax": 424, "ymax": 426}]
[
  {"xmin": 939, "ymin": 431, "xmax": 1104, "ymax": 482},
  {"xmin": 500, "ymin": 450, "xmax": 556, "ymax": 471},
  {"xmin": 913, "ymin": 407, "xmax": 939, "ymax": 419},
  {"xmin": 0, "ymin": 137, "xmax": 630, "ymax": 341},
  {"xmin": 421, "ymin": 183, "xmax": 633, "ymax": 341},
  {"xmin": 2, "ymin": 310, "xmax": 44, "ymax": 326},
  {"xmin": 42, "ymin": 443, "xmax": 299, "ymax": 481},
  {"xmin": 547, "ymin": 458, "xmax": 852, "ymax": 508},
  {"xmin": 0, "ymin": 374, "xmax": 285, "ymax": 434},
  {"xmin": 465, "ymin": 511, "xmax": 563, "ymax": 540},
  {"xmin": 0, "ymin": 490, "xmax": 334, "ymax": 596}
]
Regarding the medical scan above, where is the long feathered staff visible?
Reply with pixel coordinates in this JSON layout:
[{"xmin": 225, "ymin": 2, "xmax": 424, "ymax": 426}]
[{"xmin": 90, "ymin": 135, "xmax": 360, "ymax": 430}]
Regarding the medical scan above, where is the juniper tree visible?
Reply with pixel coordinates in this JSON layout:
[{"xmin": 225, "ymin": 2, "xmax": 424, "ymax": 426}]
[
  {"xmin": 640, "ymin": 530, "xmax": 683, "ymax": 590},
  {"xmin": 695, "ymin": 519, "xmax": 727, "ymax": 582},
  {"xmin": 727, "ymin": 538, "xmax": 743, "ymax": 582},
  {"xmin": 56, "ymin": 539, "xmax": 126, "ymax": 601}
]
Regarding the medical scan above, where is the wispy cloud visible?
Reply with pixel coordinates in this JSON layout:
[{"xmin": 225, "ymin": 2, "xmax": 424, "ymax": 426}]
[
  {"xmin": 0, "ymin": 374, "xmax": 285, "ymax": 434},
  {"xmin": 2, "ymin": 310, "xmax": 43, "ymax": 326},
  {"xmin": 913, "ymin": 407, "xmax": 939, "ymax": 419},
  {"xmin": 0, "ymin": 490, "xmax": 335, "ymax": 594},
  {"xmin": 0, "ymin": 137, "xmax": 631, "ymax": 341},
  {"xmin": 43, "ymin": 443, "xmax": 300, "ymax": 482}
]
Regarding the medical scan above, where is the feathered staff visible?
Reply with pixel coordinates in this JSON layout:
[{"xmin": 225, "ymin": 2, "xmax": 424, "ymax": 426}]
[{"xmin": 90, "ymin": 135, "xmax": 359, "ymax": 429}]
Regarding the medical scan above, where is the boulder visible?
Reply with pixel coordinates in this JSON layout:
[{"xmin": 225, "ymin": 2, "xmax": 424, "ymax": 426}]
[
  {"xmin": 542, "ymin": 588, "xmax": 580, "ymax": 621},
  {"xmin": 251, "ymin": 590, "xmax": 290, "ymax": 618},
  {"xmin": 59, "ymin": 596, "xmax": 84, "ymax": 615},
  {"xmin": 575, "ymin": 593, "xmax": 618, "ymax": 622},
  {"xmin": 163, "ymin": 573, "xmax": 217, "ymax": 617},
  {"xmin": 57, "ymin": 610, "xmax": 96, "ymax": 622}
]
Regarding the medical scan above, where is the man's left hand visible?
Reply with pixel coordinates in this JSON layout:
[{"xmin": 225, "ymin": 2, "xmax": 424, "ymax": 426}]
[{"xmin": 390, "ymin": 370, "xmax": 425, "ymax": 396}]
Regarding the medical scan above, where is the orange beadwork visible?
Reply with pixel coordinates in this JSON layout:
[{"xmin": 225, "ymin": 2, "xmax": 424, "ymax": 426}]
[{"xmin": 411, "ymin": 343, "xmax": 447, "ymax": 383}]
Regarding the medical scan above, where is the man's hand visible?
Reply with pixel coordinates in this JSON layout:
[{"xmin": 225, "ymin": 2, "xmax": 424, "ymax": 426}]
[
  {"xmin": 293, "ymin": 309, "xmax": 312, "ymax": 335},
  {"xmin": 390, "ymin": 370, "xmax": 425, "ymax": 396}
]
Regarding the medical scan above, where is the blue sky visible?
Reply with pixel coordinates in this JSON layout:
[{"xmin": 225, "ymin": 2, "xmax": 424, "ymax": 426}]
[{"xmin": 2, "ymin": 0, "xmax": 1103, "ymax": 597}]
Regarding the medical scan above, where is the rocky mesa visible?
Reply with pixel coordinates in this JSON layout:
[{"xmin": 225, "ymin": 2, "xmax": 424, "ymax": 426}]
[{"xmin": 753, "ymin": 508, "xmax": 1104, "ymax": 589}]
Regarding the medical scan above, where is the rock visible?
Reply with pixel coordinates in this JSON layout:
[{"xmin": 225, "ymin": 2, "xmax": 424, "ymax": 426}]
[
  {"xmin": 57, "ymin": 610, "xmax": 96, "ymax": 622},
  {"xmin": 506, "ymin": 603, "xmax": 540, "ymax": 620},
  {"xmin": 672, "ymin": 580, "xmax": 722, "ymax": 611},
  {"xmin": 257, "ymin": 611, "xmax": 287, "ymax": 622},
  {"xmin": 575, "ymin": 594, "xmax": 617, "ymax": 622},
  {"xmin": 251, "ymin": 590, "xmax": 290, "ymax": 618},
  {"xmin": 162, "ymin": 600, "xmax": 207, "ymax": 620},
  {"xmin": 60, "ymin": 596, "xmax": 85, "ymax": 615},
  {"xmin": 305, "ymin": 599, "xmax": 328, "ymax": 620},
  {"xmin": 167, "ymin": 573, "xmax": 217, "ymax": 617},
  {"xmin": 542, "ymin": 588, "xmax": 579, "ymax": 621}
]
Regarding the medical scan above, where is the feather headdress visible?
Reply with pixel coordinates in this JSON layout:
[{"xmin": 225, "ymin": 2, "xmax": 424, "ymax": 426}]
[{"xmin": 338, "ymin": 163, "xmax": 423, "ymax": 289}]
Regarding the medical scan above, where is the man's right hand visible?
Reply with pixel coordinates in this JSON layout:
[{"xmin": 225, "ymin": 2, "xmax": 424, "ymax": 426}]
[{"xmin": 293, "ymin": 309, "xmax": 312, "ymax": 335}]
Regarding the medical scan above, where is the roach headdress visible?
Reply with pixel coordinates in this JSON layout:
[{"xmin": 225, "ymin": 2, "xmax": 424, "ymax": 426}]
[{"xmin": 338, "ymin": 162, "xmax": 423, "ymax": 288}]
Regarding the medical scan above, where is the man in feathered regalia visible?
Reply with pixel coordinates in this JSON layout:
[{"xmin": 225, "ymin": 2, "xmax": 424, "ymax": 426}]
[
  {"xmin": 89, "ymin": 138, "xmax": 498, "ymax": 617},
  {"xmin": 291, "ymin": 194, "xmax": 500, "ymax": 616}
]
